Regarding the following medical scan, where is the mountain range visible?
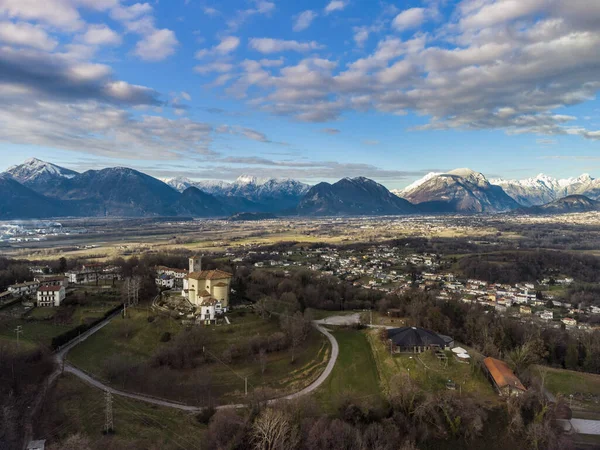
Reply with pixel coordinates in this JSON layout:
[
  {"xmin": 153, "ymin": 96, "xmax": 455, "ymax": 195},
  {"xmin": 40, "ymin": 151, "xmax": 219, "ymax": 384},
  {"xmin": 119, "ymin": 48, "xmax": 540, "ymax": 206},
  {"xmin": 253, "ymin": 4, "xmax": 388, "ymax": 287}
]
[
  {"xmin": 162, "ymin": 175, "xmax": 310, "ymax": 212},
  {"xmin": 2, "ymin": 158, "xmax": 600, "ymax": 219}
]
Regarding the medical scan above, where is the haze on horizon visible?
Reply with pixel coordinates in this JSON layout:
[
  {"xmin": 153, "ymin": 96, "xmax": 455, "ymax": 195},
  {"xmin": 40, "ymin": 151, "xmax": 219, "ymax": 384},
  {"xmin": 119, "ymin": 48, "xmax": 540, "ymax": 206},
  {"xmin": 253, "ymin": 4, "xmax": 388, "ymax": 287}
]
[{"xmin": 0, "ymin": 0, "xmax": 599, "ymax": 190}]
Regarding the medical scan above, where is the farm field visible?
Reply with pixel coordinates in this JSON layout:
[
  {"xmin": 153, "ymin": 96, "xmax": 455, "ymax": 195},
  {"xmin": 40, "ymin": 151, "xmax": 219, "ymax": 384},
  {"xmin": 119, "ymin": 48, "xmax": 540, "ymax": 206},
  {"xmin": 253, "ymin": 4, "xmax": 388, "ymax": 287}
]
[
  {"xmin": 68, "ymin": 308, "xmax": 330, "ymax": 406},
  {"xmin": 36, "ymin": 374, "xmax": 207, "ymax": 450}
]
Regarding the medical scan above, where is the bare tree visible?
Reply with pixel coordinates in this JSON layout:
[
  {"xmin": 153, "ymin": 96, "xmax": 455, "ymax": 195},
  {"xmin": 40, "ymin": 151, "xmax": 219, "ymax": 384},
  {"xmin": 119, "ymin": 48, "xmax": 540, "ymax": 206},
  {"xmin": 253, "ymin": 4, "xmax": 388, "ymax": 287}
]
[
  {"xmin": 252, "ymin": 408, "xmax": 299, "ymax": 450},
  {"xmin": 280, "ymin": 311, "xmax": 309, "ymax": 364}
]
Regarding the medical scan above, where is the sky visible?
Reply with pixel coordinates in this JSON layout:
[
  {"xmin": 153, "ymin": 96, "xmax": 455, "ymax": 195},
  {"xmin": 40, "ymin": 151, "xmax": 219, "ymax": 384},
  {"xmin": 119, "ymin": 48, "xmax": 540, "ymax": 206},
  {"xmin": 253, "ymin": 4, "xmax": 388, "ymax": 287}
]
[{"xmin": 0, "ymin": 0, "xmax": 599, "ymax": 189}]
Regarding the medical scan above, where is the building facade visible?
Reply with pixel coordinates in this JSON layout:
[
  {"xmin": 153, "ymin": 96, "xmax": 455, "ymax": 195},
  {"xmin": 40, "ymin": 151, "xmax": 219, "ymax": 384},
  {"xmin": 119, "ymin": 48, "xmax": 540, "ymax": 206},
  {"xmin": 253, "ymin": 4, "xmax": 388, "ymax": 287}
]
[{"xmin": 36, "ymin": 285, "xmax": 66, "ymax": 307}]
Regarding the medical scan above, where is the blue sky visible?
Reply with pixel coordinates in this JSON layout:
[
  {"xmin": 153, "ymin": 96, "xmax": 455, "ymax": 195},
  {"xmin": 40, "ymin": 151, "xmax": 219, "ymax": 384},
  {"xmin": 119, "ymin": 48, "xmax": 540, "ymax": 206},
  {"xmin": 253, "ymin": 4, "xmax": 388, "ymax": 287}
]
[{"xmin": 0, "ymin": 0, "xmax": 599, "ymax": 189}]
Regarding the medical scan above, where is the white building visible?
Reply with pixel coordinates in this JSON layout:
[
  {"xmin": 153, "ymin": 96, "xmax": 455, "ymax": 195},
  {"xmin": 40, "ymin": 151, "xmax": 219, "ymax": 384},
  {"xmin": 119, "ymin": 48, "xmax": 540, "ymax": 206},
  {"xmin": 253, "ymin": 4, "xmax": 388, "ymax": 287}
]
[
  {"xmin": 36, "ymin": 285, "xmax": 65, "ymax": 307},
  {"xmin": 155, "ymin": 274, "xmax": 175, "ymax": 289},
  {"xmin": 8, "ymin": 281, "xmax": 39, "ymax": 297}
]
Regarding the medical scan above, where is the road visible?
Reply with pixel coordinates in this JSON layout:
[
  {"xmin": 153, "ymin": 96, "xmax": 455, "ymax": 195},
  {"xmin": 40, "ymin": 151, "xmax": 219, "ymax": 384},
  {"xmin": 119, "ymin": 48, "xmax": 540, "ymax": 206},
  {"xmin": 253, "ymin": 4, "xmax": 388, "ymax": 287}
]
[{"xmin": 56, "ymin": 317, "xmax": 340, "ymax": 412}]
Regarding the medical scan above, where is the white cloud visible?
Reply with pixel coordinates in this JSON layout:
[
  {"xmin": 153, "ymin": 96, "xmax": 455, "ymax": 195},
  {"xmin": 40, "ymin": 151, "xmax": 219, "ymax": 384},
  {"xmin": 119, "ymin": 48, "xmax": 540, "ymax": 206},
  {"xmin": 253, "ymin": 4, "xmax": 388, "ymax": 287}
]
[
  {"xmin": 203, "ymin": 6, "xmax": 219, "ymax": 17},
  {"xmin": 135, "ymin": 28, "xmax": 178, "ymax": 61},
  {"xmin": 353, "ymin": 26, "xmax": 369, "ymax": 47},
  {"xmin": 392, "ymin": 8, "xmax": 426, "ymax": 30},
  {"xmin": 293, "ymin": 10, "xmax": 317, "ymax": 32},
  {"xmin": 249, "ymin": 38, "xmax": 324, "ymax": 54},
  {"xmin": 324, "ymin": 0, "xmax": 348, "ymax": 14},
  {"xmin": 82, "ymin": 24, "xmax": 121, "ymax": 46},
  {"xmin": 0, "ymin": 21, "xmax": 58, "ymax": 50},
  {"xmin": 0, "ymin": 0, "xmax": 83, "ymax": 30},
  {"xmin": 194, "ymin": 62, "xmax": 234, "ymax": 74},
  {"xmin": 196, "ymin": 36, "xmax": 241, "ymax": 59},
  {"xmin": 215, "ymin": 36, "xmax": 241, "ymax": 54},
  {"xmin": 110, "ymin": 3, "xmax": 153, "ymax": 21}
]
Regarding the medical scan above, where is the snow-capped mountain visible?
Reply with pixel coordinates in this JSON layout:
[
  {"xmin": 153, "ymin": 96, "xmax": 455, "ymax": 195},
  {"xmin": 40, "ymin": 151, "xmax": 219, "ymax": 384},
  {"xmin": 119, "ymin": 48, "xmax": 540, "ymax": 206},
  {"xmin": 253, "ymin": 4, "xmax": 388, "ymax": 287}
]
[
  {"xmin": 5, "ymin": 158, "xmax": 78, "ymax": 192},
  {"xmin": 397, "ymin": 168, "xmax": 519, "ymax": 213},
  {"xmin": 491, "ymin": 173, "xmax": 600, "ymax": 206},
  {"xmin": 164, "ymin": 175, "xmax": 311, "ymax": 211}
]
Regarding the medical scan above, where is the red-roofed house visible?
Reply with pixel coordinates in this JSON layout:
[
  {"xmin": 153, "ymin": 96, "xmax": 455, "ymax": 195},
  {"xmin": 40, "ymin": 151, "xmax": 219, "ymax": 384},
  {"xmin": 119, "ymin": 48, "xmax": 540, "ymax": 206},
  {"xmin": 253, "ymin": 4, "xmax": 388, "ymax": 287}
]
[{"xmin": 36, "ymin": 285, "xmax": 65, "ymax": 307}]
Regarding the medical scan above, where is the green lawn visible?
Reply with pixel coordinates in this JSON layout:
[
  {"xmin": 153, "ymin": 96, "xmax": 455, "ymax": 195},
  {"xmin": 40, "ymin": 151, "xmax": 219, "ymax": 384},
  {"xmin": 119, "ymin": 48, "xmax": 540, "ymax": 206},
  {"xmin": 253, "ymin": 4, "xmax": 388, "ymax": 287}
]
[
  {"xmin": 314, "ymin": 329, "xmax": 384, "ymax": 411},
  {"xmin": 36, "ymin": 374, "xmax": 207, "ymax": 450},
  {"xmin": 366, "ymin": 329, "xmax": 498, "ymax": 405},
  {"xmin": 68, "ymin": 308, "xmax": 330, "ymax": 405},
  {"xmin": 0, "ymin": 318, "xmax": 72, "ymax": 348},
  {"xmin": 537, "ymin": 366, "xmax": 600, "ymax": 416}
]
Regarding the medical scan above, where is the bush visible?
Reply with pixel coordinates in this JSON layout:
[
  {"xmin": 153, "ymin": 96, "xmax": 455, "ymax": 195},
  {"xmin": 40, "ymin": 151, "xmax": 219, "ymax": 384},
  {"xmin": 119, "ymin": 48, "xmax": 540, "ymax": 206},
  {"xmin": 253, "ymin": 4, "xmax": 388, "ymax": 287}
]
[
  {"xmin": 196, "ymin": 406, "xmax": 216, "ymax": 424},
  {"xmin": 160, "ymin": 332, "xmax": 171, "ymax": 342}
]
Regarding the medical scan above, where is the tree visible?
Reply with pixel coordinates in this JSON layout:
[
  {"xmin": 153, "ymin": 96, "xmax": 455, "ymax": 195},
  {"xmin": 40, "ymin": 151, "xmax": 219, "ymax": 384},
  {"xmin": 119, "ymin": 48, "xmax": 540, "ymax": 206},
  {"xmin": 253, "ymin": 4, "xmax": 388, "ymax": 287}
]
[
  {"xmin": 565, "ymin": 343, "xmax": 579, "ymax": 370},
  {"xmin": 58, "ymin": 257, "xmax": 67, "ymax": 273},
  {"xmin": 252, "ymin": 408, "xmax": 299, "ymax": 450},
  {"xmin": 280, "ymin": 311, "xmax": 309, "ymax": 364}
]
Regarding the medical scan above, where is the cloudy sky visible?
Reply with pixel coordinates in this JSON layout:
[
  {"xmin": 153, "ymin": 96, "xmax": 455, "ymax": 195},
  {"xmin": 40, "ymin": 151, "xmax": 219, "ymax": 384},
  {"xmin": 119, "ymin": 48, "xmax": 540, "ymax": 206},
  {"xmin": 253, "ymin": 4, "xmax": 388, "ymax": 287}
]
[{"xmin": 0, "ymin": 0, "xmax": 599, "ymax": 188}]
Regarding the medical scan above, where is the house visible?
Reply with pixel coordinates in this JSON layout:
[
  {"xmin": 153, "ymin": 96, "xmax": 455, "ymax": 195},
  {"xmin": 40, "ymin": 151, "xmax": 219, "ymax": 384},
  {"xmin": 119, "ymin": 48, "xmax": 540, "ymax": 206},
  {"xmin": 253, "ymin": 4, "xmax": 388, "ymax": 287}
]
[
  {"xmin": 36, "ymin": 285, "xmax": 65, "ymax": 307},
  {"xmin": 483, "ymin": 357, "xmax": 527, "ymax": 397},
  {"xmin": 561, "ymin": 317, "xmax": 577, "ymax": 328},
  {"xmin": 387, "ymin": 327, "xmax": 453, "ymax": 353},
  {"xmin": 540, "ymin": 311, "xmax": 554, "ymax": 321},
  {"xmin": 8, "ymin": 281, "xmax": 39, "ymax": 297},
  {"xmin": 155, "ymin": 274, "xmax": 175, "ymax": 289},
  {"xmin": 34, "ymin": 275, "xmax": 69, "ymax": 288},
  {"xmin": 520, "ymin": 306, "xmax": 532, "ymax": 315}
]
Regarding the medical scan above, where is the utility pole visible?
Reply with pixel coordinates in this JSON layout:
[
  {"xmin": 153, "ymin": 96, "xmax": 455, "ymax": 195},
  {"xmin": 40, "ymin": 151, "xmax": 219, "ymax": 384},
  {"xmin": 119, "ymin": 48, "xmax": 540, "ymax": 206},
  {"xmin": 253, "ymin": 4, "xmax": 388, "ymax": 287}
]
[
  {"xmin": 245, "ymin": 377, "xmax": 248, "ymax": 396},
  {"xmin": 370, "ymin": 309, "xmax": 373, "ymax": 325},
  {"xmin": 104, "ymin": 390, "xmax": 114, "ymax": 434},
  {"xmin": 15, "ymin": 326, "xmax": 22, "ymax": 348}
]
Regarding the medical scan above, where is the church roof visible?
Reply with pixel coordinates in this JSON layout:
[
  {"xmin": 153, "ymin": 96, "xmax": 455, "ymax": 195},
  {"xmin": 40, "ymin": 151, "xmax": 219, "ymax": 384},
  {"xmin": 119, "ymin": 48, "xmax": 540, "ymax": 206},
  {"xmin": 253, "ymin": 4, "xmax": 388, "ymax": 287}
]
[
  {"xmin": 188, "ymin": 269, "xmax": 233, "ymax": 281},
  {"xmin": 214, "ymin": 282, "xmax": 228, "ymax": 287},
  {"xmin": 198, "ymin": 289, "xmax": 211, "ymax": 297}
]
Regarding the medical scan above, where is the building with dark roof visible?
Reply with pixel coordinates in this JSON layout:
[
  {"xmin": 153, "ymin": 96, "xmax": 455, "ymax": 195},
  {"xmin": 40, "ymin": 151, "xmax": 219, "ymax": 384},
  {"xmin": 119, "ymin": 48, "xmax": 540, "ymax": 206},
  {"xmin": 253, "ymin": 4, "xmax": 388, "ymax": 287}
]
[{"xmin": 387, "ymin": 327, "xmax": 454, "ymax": 353}]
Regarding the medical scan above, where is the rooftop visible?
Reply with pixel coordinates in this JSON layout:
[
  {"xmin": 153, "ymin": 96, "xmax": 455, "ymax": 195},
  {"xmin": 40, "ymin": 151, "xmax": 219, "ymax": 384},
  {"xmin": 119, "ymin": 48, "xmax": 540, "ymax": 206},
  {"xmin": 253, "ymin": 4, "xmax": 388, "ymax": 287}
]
[
  {"xmin": 483, "ymin": 357, "xmax": 526, "ymax": 391},
  {"xmin": 188, "ymin": 269, "xmax": 233, "ymax": 281}
]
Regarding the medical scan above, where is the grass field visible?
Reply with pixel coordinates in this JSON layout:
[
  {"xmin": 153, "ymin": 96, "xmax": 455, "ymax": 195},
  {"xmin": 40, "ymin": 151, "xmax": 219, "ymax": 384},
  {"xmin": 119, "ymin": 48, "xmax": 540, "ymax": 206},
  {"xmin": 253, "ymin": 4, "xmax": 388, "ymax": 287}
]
[
  {"xmin": 36, "ymin": 374, "xmax": 207, "ymax": 450},
  {"xmin": 366, "ymin": 329, "xmax": 498, "ymax": 405},
  {"xmin": 314, "ymin": 328, "xmax": 384, "ymax": 412},
  {"xmin": 68, "ymin": 308, "xmax": 330, "ymax": 405},
  {"xmin": 0, "ymin": 287, "xmax": 121, "ymax": 348},
  {"xmin": 537, "ymin": 366, "xmax": 600, "ymax": 417},
  {"xmin": 306, "ymin": 309, "xmax": 357, "ymax": 320}
]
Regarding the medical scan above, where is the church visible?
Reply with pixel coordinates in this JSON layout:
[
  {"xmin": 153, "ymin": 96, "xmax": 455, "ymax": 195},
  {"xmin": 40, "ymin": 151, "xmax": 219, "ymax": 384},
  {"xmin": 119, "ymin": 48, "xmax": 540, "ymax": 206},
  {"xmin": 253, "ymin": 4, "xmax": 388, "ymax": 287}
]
[{"xmin": 182, "ymin": 256, "xmax": 233, "ymax": 322}]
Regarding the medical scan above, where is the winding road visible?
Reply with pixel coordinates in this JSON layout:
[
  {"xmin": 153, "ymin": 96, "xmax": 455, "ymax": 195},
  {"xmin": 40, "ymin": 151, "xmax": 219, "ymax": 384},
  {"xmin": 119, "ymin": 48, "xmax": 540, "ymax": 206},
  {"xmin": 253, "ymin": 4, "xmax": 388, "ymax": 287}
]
[{"xmin": 54, "ymin": 313, "xmax": 340, "ymax": 412}]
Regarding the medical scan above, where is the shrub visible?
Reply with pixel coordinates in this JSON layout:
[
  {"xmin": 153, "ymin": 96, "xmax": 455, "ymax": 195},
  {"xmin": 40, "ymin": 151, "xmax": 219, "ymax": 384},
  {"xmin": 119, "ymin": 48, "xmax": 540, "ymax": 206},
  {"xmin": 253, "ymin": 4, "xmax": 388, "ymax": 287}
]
[{"xmin": 160, "ymin": 332, "xmax": 171, "ymax": 342}]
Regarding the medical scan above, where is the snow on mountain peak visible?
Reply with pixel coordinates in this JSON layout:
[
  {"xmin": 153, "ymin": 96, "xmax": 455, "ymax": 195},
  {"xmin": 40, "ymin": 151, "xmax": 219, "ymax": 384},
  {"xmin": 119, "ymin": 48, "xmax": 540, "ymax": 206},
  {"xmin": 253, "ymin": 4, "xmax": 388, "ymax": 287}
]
[
  {"xmin": 235, "ymin": 175, "xmax": 270, "ymax": 185},
  {"xmin": 6, "ymin": 158, "xmax": 78, "ymax": 183}
]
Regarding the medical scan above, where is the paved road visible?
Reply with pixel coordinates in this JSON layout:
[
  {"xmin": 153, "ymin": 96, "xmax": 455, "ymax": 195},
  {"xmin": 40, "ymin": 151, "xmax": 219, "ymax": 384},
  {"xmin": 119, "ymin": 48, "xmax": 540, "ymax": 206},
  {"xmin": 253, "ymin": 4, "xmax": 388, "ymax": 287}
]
[
  {"xmin": 279, "ymin": 324, "xmax": 338, "ymax": 400},
  {"xmin": 314, "ymin": 313, "xmax": 394, "ymax": 329},
  {"xmin": 58, "ymin": 320, "xmax": 340, "ymax": 412}
]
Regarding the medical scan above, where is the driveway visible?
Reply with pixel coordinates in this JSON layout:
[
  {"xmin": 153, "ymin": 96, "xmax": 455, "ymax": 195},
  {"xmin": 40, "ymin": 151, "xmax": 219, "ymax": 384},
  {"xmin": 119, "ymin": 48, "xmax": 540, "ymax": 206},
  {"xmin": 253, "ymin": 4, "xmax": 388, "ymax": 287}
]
[{"xmin": 314, "ymin": 313, "xmax": 361, "ymax": 326}]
